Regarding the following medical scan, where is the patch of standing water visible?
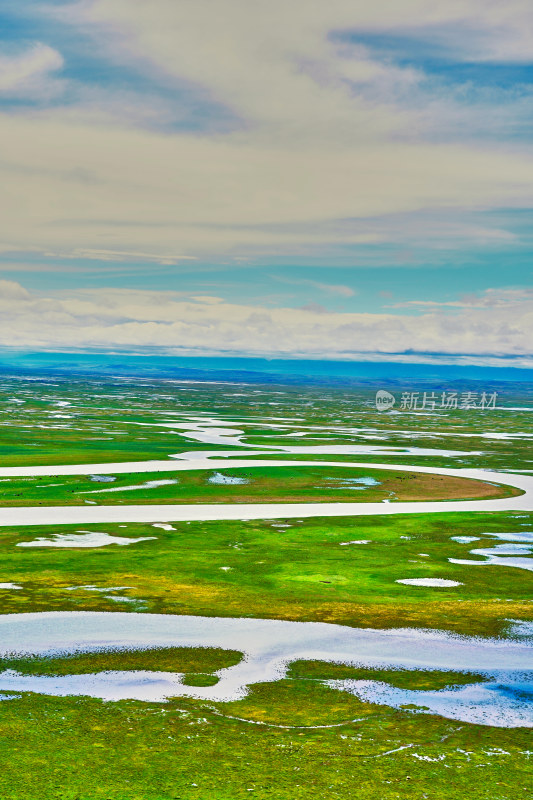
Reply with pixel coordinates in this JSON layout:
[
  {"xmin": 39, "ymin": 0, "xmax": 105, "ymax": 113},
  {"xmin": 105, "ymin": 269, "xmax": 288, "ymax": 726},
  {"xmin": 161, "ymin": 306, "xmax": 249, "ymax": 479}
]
[
  {"xmin": 449, "ymin": 531, "xmax": 533, "ymax": 572},
  {"xmin": 81, "ymin": 479, "xmax": 178, "ymax": 494},
  {"xmin": 106, "ymin": 596, "xmax": 145, "ymax": 604},
  {"xmin": 0, "ymin": 583, "xmax": 22, "ymax": 590},
  {"xmin": 16, "ymin": 532, "xmax": 156, "ymax": 549},
  {"xmin": 396, "ymin": 579, "xmax": 463, "ymax": 588},
  {"xmin": 0, "ymin": 612, "xmax": 531, "ymax": 727},
  {"xmin": 481, "ymin": 532, "xmax": 533, "ymax": 543},
  {"xmin": 208, "ymin": 472, "xmax": 249, "ymax": 485},
  {"xmin": 451, "ymin": 536, "xmax": 480, "ymax": 544},
  {"xmin": 340, "ymin": 540, "xmax": 371, "ymax": 546},
  {"xmin": 324, "ymin": 476, "xmax": 381, "ymax": 490},
  {"xmin": 339, "ymin": 477, "xmax": 380, "ymax": 486},
  {"xmin": 65, "ymin": 586, "xmax": 133, "ymax": 593},
  {"xmin": 326, "ymin": 678, "xmax": 532, "ymax": 728}
]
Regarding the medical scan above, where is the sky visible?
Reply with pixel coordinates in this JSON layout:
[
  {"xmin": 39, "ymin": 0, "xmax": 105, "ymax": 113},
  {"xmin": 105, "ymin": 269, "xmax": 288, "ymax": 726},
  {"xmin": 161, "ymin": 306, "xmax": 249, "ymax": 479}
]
[{"xmin": 0, "ymin": 0, "xmax": 532, "ymax": 367}]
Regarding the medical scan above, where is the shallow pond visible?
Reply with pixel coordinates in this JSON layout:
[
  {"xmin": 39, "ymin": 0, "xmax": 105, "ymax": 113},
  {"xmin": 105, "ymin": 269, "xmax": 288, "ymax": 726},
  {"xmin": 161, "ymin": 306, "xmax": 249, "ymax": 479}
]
[{"xmin": 0, "ymin": 612, "xmax": 531, "ymax": 727}]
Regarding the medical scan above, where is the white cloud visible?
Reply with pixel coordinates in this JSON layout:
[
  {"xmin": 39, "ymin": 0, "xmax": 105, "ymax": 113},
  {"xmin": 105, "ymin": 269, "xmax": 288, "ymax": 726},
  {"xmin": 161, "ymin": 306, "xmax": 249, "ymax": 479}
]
[
  {"xmin": 390, "ymin": 288, "xmax": 533, "ymax": 310},
  {"xmin": 312, "ymin": 282, "xmax": 356, "ymax": 298},
  {"xmin": 0, "ymin": 1, "xmax": 530, "ymax": 260},
  {"xmin": 0, "ymin": 279, "xmax": 32, "ymax": 300},
  {"xmin": 273, "ymin": 276, "xmax": 357, "ymax": 297},
  {"xmin": 1, "ymin": 108, "xmax": 533, "ymax": 261},
  {"xmin": 0, "ymin": 281, "xmax": 531, "ymax": 360},
  {"xmin": 0, "ymin": 43, "xmax": 64, "ymax": 99},
  {"xmin": 69, "ymin": 0, "xmax": 533, "ymax": 131},
  {"xmin": 63, "ymin": 248, "xmax": 197, "ymax": 265}
]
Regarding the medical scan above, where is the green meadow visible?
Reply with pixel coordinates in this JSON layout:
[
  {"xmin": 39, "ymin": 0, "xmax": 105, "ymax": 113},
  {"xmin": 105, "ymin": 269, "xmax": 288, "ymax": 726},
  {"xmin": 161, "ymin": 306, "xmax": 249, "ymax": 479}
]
[
  {"xmin": 0, "ymin": 375, "xmax": 531, "ymax": 799},
  {"xmin": 1, "ymin": 512, "xmax": 531, "ymax": 633},
  {"xmin": 0, "ymin": 465, "xmax": 516, "ymax": 507},
  {"xmin": 0, "ymin": 511, "xmax": 532, "ymax": 799}
]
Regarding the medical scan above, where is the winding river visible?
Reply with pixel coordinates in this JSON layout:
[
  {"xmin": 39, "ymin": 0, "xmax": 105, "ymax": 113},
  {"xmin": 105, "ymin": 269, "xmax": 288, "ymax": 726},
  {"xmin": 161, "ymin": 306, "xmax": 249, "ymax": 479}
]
[
  {"xmin": 1, "ymin": 438, "xmax": 531, "ymax": 725},
  {"xmin": 0, "ymin": 458, "xmax": 531, "ymax": 526}
]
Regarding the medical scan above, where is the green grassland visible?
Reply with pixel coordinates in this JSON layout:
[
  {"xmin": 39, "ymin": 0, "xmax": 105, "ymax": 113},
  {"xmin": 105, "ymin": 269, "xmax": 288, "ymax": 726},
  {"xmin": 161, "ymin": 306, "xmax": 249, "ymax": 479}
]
[
  {"xmin": 1, "ymin": 512, "xmax": 531, "ymax": 636},
  {"xmin": 0, "ymin": 650, "xmax": 486, "ymax": 692},
  {"xmin": 0, "ymin": 508, "xmax": 529, "ymax": 798},
  {"xmin": 0, "ymin": 376, "xmax": 532, "ymax": 799},
  {"xmin": 286, "ymin": 661, "xmax": 488, "ymax": 689},
  {"xmin": 0, "ymin": 420, "xmax": 229, "ymax": 468},
  {"xmin": 1, "ymin": 687, "xmax": 531, "ymax": 800},
  {"xmin": 0, "ymin": 647, "xmax": 242, "ymax": 678},
  {"xmin": 0, "ymin": 465, "xmax": 516, "ymax": 508},
  {"xmin": 0, "ymin": 377, "xmax": 532, "ymax": 473}
]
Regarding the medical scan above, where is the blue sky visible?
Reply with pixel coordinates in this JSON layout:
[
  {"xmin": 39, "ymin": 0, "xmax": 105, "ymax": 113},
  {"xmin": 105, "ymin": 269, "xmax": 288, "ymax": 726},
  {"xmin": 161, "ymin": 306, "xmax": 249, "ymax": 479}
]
[{"xmin": 0, "ymin": 1, "xmax": 531, "ymax": 365}]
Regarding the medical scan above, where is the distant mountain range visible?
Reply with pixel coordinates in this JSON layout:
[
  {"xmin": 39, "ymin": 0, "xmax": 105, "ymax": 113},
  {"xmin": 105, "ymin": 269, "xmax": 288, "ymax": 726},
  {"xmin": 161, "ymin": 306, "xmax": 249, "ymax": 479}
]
[{"xmin": 0, "ymin": 349, "xmax": 532, "ymax": 393}]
